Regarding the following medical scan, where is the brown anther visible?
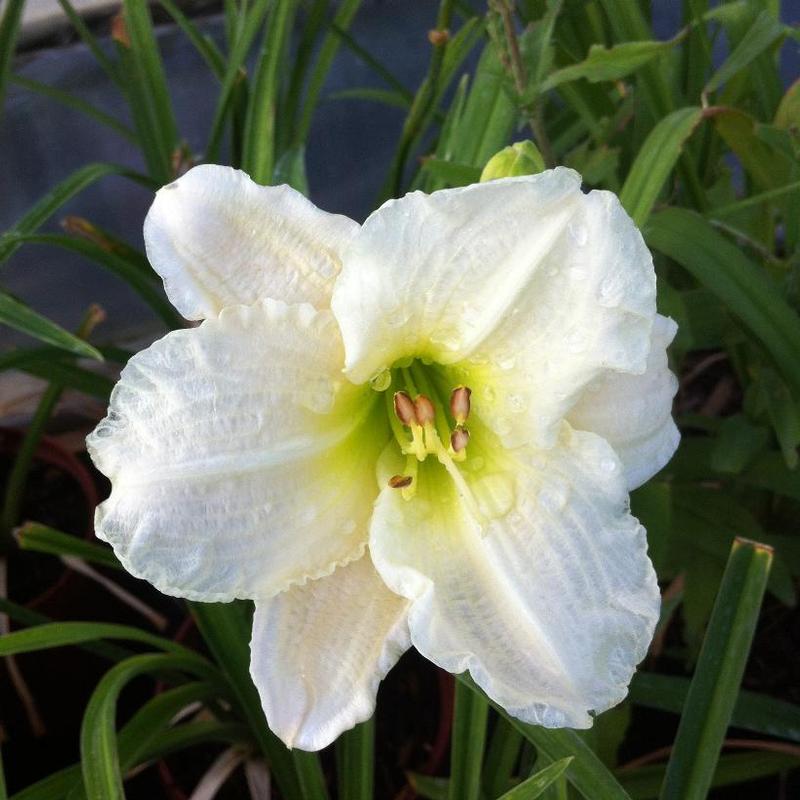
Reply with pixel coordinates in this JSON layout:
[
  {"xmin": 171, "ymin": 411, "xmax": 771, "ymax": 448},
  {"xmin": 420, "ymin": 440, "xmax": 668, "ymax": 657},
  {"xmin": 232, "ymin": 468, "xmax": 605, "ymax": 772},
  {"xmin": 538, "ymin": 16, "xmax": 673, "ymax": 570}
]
[
  {"xmin": 394, "ymin": 391, "xmax": 416, "ymax": 426},
  {"xmin": 428, "ymin": 28, "xmax": 450, "ymax": 46},
  {"xmin": 414, "ymin": 394, "xmax": 436, "ymax": 426},
  {"xmin": 450, "ymin": 386, "xmax": 472, "ymax": 425},
  {"xmin": 389, "ymin": 474, "xmax": 413, "ymax": 489},
  {"xmin": 450, "ymin": 426, "xmax": 470, "ymax": 453}
]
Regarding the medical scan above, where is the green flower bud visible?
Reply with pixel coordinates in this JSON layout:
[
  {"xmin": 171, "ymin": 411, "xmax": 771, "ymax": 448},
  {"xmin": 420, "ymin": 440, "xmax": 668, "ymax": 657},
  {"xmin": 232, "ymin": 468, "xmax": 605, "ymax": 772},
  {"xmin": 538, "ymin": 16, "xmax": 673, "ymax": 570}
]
[{"xmin": 480, "ymin": 140, "xmax": 546, "ymax": 182}]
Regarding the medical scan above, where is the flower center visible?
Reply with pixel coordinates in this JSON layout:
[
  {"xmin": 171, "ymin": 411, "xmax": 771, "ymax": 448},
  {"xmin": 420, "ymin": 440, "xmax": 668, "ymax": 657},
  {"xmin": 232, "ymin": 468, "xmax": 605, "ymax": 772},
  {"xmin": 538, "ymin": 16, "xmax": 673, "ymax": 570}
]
[{"xmin": 372, "ymin": 359, "xmax": 478, "ymax": 509}]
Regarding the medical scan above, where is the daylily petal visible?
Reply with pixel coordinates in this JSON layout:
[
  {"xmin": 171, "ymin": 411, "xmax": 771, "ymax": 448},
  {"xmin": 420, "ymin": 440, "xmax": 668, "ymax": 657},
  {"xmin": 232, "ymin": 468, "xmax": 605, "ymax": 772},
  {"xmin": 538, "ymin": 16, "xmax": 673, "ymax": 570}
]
[
  {"xmin": 369, "ymin": 423, "xmax": 660, "ymax": 728},
  {"xmin": 250, "ymin": 552, "xmax": 410, "ymax": 751},
  {"xmin": 144, "ymin": 165, "xmax": 359, "ymax": 319},
  {"xmin": 568, "ymin": 314, "xmax": 680, "ymax": 490},
  {"xmin": 332, "ymin": 169, "xmax": 656, "ymax": 447},
  {"xmin": 87, "ymin": 299, "xmax": 385, "ymax": 602}
]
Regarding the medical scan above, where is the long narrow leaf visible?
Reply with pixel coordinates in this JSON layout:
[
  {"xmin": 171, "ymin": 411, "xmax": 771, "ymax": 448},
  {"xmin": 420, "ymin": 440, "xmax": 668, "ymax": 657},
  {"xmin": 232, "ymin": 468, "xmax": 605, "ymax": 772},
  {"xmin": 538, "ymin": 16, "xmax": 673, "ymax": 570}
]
[
  {"xmin": 16, "ymin": 523, "xmax": 121, "ymax": 570},
  {"xmin": 0, "ymin": 0, "xmax": 25, "ymax": 126},
  {"xmin": 658, "ymin": 538, "xmax": 773, "ymax": 800},
  {"xmin": 645, "ymin": 208, "xmax": 800, "ymax": 396},
  {"xmin": 0, "ymin": 622, "xmax": 197, "ymax": 658},
  {"xmin": 10, "ymin": 75, "xmax": 136, "ymax": 141},
  {"xmin": 459, "ymin": 676, "xmax": 632, "ymax": 800},
  {"xmin": 190, "ymin": 602, "xmax": 305, "ymax": 798},
  {"xmin": 3, "ymin": 233, "xmax": 182, "ymax": 329},
  {"xmin": 629, "ymin": 672, "xmax": 800, "ymax": 743},
  {"xmin": 449, "ymin": 679, "xmax": 489, "ymax": 800},
  {"xmin": 0, "ymin": 292, "xmax": 102, "ymax": 360},
  {"xmin": 619, "ymin": 107, "xmax": 704, "ymax": 226},
  {"xmin": 0, "ymin": 163, "xmax": 155, "ymax": 265},
  {"xmin": 336, "ymin": 718, "xmax": 374, "ymax": 800},
  {"xmin": 498, "ymin": 757, "xmax": 574, "ymax": 799},
  {"xmin": 79, "ymin": 653, "xmax": 221, "ymax": 799}
]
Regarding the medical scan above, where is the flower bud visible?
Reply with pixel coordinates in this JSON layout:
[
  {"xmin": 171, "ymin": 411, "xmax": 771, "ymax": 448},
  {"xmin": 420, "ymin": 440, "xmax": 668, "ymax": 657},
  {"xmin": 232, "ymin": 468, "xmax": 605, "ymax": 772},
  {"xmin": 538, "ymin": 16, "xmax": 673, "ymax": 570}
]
[
  {"xmin": 394, "ymin": 391, "xmax": 416, "ymax": 426},
  {"xmin": 480, "ymin": 141, "xmax": 546, "ymax": 182},
  {"xmin": 450, "ymin": 386, "xmax": 471, "ymax": 425}
]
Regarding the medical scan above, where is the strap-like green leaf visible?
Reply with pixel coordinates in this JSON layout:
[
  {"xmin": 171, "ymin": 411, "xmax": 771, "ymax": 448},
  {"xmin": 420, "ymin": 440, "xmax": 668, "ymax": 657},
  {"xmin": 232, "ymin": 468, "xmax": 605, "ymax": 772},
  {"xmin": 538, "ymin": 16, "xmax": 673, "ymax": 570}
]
[
  {"xmin": 543, "ymin": 38, "xmax": 683, "ymax": 91},
  {"xmin": 619, "ymin": 107, "xmax": 704, "ymax": 226},
  {"xmin": 645, "ymin": 208, "xmax": 800, "ymax": 396},
  {"xmin": 0, "ymin": 292, "xmax": 102, "ymax": 360},
  {"xmin": 336, "ymin": 718, "xmax": 374, "ymax": 800},
  {"xmin": 458, "ymin": 676, "xmax": 633, "ymax": 800},
  {"xmin": 658, "ymin": 538, "xmax": 773, "ymax": 800},
  {"xmin": 704, "ymin": 10, "xmax": 786, "ymax": 95},
  {"xmin": 630, "ymin": 672, "xmax": 800, "ymax": 744},
  {"xmin": 449, "ymin": 679, "xmax": 489, "ymax": 800},
  {"xmin": 498, "ymin": 757, "xmax": 574, "ymax": 799}
]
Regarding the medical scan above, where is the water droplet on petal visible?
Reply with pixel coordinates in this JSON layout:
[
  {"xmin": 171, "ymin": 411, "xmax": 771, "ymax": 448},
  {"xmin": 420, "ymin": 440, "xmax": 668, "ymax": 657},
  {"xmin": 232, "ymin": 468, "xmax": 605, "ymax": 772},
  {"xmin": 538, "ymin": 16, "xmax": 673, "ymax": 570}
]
[
  {"xmin": 601, "ymin": 458, "xmax": 618, "ymax": 473},
  {"xmin": 474, "ymin": 472, "xmax": 516, "ymax": 519},
  {"xmin": 506, "ymin": 393, "xmax": 526, "ymax": 413},
  {"xmin": 538, "ymin": 481, "xmax": 569, "ymax": 512},
  {"xmin": 369, "ymin": 369, "xmax": 392, "ymax": 392},
  {"xmin": 569, "ymin": 221, "xmax": 588, "ymax": 246}
]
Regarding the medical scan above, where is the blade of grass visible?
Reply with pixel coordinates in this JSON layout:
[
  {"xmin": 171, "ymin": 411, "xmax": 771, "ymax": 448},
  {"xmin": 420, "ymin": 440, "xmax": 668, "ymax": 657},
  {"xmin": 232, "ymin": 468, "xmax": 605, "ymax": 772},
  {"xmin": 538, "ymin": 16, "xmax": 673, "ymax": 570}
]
[
  {"xmin": 336, "ymin": 717, "xmax": 374, "ymax": 800},
  {"xmin": 190, "ymin": 601, "xmax": 305, "ymax": 799},
  {"xmin": 483, "ymin": 716, "xmax": 524, "ymax": 798},
  {"xmin": 0, "ymin": 305, "xmax": 103, "ymax": 552},
  {"xmin": 205, "ymin": 0, "xmax": 273, "ymax": 163},
  {"xmin": 619, "ymin": 751, "xmax": 800, "ymax": 800},
  {"xmin": 0, "ymin": 622, "xmax": 202, "ymax": 659},
  {"xmin": 15, "ymin": 523, "xmax": 121, "ymax": 570},
  {"xmin": 645, "ymin": 208, "xmax": 800, "ymax": 396},
  {"xmin": 0, "ymin": 0, "xmax": 25, "ymax": 127},
  {"xmin": 658, "ymin": 538, "xmax": 773, "ymax": 800},
  {"xmin": 703, "ymin": 10, "xmax": 785, "ymax": 97},
  {"xmin": 0, "ymin": 162, "xmax": 156, "ymax": 265},
  {"xmin": 449, "ymin": 678, "xmax": 489, "ymax": 800},
  {"xmin": 0, "ymin": 742, "xmax": 8, "ymax": 800},
  {"xmin": 242, "ymin": 0, "xmax": 297, "ymax": 183},
  {"xmin": 79, "ymin": 653, "xmax": 223, "ymax": 799},
  {"xmin": 3, "ymin": 233, "xmax": 182, "ymax": 329},
  {"xmin": 0, "ymin": 292, "xmax": 102, "ymax": 361},
  {"xmin": 158, "ymin": 0, "xmax": 226, "ymax": 79},
  {"xmin": 56, "ymin": 0, "xmax": 121, "ymax": 86},
  {"xmin": 10, "ymin": 75, "xmax": 136, "ymax": 142},
  {"xmin": 629, "ymin": 672, "xmax": 800, "ymax": 744},
  {"xmin": 0, "ymin": 597, "xmax": 132, "ymax": 663},
  {"xmin": 0, "ymin": 349, "xmax": 113, "ymax": 399},
  {"xmin": 121, "ymin": 0, "xmax": 179, "ymax": 159},
  {"xmin": 618, "ymin": 107, "xmax": 704, "ymax": 226},
  {"xmin": 708, "ymin": 180, "xmax": 800, "ymax": 217},
  {"xmin": 498, "ymin": 757, "xmax": 574, "ymax": 799},
  {"xmin": 293, "ymin": 0, "xmax": 363, "ymax": 145},
  {"xmin": 459, "ymin": 676, "xmax": 633, "ymax": 800}
]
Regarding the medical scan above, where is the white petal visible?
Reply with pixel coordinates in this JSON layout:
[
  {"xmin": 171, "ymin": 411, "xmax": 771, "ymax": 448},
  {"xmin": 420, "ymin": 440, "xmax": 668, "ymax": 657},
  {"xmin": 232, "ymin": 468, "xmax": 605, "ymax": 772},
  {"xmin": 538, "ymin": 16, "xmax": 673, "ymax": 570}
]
[
  {"xmin": 145, "ymin": 165, "xmax": 359, "ymax": 319},
  {"xmin": 369, "ymin": 424, "xmax": 660, "ymax": 728},
  {"xmin": 250, "ymin": 552, "xmax": 410, "ymax": 751},
  {"xmin": 568, "ymin": 314, "xmax": 680, "ymax": 490},
  {"xmin": 331, "ymin": 170, "xmax": 656, "ymax": 447},
  {"xmin": 87, "ymin": 299, "xmax": 385, "ymax": 602}
]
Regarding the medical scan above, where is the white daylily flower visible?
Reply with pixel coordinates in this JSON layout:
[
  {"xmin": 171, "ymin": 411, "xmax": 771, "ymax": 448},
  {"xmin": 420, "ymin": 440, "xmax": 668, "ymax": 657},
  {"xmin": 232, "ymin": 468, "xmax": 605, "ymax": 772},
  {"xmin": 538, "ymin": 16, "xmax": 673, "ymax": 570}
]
[{"xmin": 87, "ymin": 165, "xmax": 679, "ymax": 752}]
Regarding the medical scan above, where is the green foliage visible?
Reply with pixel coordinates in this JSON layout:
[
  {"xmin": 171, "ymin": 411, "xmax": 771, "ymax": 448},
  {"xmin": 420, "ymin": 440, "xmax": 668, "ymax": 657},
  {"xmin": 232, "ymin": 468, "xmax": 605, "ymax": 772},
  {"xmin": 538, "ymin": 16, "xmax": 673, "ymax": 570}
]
[{"xmin": 2, "ymin": 1, "xmax": 799, "ymax": 798}]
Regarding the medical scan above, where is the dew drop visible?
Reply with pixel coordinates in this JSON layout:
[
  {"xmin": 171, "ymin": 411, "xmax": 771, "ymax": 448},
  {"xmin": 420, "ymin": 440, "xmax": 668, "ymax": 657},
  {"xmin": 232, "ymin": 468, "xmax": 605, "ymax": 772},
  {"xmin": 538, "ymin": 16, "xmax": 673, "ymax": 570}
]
[
  {"xmin": 601, "ymin": 458, "xmax": 617, "ymax": 473},
  {"xmin": 369, "ymin": 368, "xmax": 392, "ymax": 392},
  {"xmin": 538, "ymin": 481, "xmax": 569, "ymax": 512},
  {"xmin": 506, "ymin": 393, "xmax": 526, "ymax": 413},
  {"xmin": 569, "ymin": 221, "xmax": 588, "ymax": 246},
  {"xmin": 494, "ymin": 416, "xmax": 513, "ymax": 436},
  {"xmin": 547, "ymin": 266, "xmax": 559, "ymax": 278},
  {"xmin": 341, "ymin": 519, "xmax": 357, "ymax": 535},
  {"xmin": 300, "ymin": 505, "xmax": 317, "ymax": 525},
  {"xmin": 468, "ymin": 455, "xmax": 486, "ymax": 472},
  {"xmin": 484, "ymin": 386, "xmax": 496, "ymax": 403},
  {"xmin": 475, "ymin": 473, "xmax": 515, "ymax": 518}
]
